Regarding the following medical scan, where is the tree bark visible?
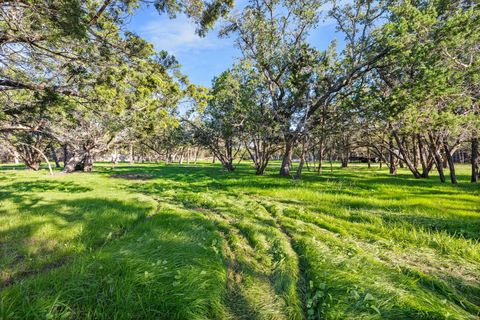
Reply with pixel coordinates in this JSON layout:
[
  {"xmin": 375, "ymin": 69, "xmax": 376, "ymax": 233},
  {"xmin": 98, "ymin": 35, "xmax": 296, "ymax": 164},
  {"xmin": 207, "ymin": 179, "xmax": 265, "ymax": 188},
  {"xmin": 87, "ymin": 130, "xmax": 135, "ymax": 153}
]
[
  {"xmin": 63, "ymin": 153, "xmax": 83, "ymax": 173},
  {"xmin": 367, "ymin": 147, "xmax": 371, "ymax": 168},
  {"xmin": 63, "ymin": 144, "xmax": 69, "ymax": 165},
  {"xmin": 50, "ymin": 145, "xmax": 61, "ymax": 168},
  {"xmin": 194, "ymin": 147, "xmax": 200, "ymax": 164},
  {"xmin": 83, "ymin": 151, "xmax": 93, "ymax": 172},
  {"xmin": 317, "ymin": 139, "xmax": 324, "ymax": 175},
  {"xmin": 279, "ymin": 138, "xmax": 294, "ymax": 176},
  {"xmin": 295, "ymin": 154, "xmax": 305, "ymax": 179},
  {"xmin": 392, "ymin": 132, "xmax": 421, "ymax": 178},
  {"xmin": 442, "ymin": 138, "xmax": 457, "ymax": 184},
  {"xmin": 389, "ymin": 138, "xmax": 397, "ymax": 175},
  {"xmin": 129, "ymin": 144, "xmax": 134, "ymax": 164},
  {"xmin": 62, "ymin": 148, "xmax": 94, "ymax": 173},
  {"xmin": 341, "ymin": 149, "xmax": 349, "ymax": 167},
  {"xmin": 471, "ymin": 137, "xmax": 479, "ymax": 183},
  {"xmin": 427, "ymin": 134, "xmax": 445, "ymax": 183}
]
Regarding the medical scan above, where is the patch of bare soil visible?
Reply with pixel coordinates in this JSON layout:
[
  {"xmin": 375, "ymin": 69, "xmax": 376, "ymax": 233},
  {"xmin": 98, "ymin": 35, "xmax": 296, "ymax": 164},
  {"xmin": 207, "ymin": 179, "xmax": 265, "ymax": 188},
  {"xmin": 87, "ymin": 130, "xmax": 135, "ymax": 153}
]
[
  {"xmin": 110, "ymin": 173, "xmax": 154, "ymax": 180},
  {"xmin": 0, "ymin": 256, "xmax": 70, "ymax": 289}
]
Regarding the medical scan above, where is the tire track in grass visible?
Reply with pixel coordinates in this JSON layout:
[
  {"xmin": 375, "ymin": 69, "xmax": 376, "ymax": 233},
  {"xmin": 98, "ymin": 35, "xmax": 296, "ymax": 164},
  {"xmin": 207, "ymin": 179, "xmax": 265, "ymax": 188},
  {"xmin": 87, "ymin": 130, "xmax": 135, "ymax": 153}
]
[
  {"xmin": 255, "ymin": 200, "xmax": 309, "ymax": 320},
  {"xmin": 174, "ymin": 191, "xmax": 304, "ymax": 319},
  {"xmin": 193, "ymin": 206, "xmax": 287, "ymax": 319},
  {"xmin": 274, "ymin": 201, "xmax": 480, "ymax": 316},
  {"xmin": 275, "ymin": 209, "xmax": 479, "ymax": 319}
]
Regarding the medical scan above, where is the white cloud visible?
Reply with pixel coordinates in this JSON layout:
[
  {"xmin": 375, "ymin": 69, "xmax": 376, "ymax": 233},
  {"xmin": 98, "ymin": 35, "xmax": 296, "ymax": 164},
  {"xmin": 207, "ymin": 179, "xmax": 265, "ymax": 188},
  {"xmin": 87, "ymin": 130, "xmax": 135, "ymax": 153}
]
[{"xmin": 137, "ymin": 16, "xmax": 230, "ymax": 55}]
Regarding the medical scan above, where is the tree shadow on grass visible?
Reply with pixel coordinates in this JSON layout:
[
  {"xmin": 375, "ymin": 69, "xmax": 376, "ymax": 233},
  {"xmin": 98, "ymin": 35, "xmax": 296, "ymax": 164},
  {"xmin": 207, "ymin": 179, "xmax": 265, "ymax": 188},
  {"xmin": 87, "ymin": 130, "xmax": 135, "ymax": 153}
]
[
  {"xmin": 100, "ymin": 163, "xmax": 479, "ymax": 198},
  {"xmin": 295, "ymin": 195, "xmax": 480, "ymax": 241},
  {"xmin": 1, "ymin": 206, "xmax": 233, "ymax": 319},
  {"xmin": 0, "ymin": 196, "xmax": 152, "ymax": 289},
  {"xmin": 111, "ymin": 164, "xmax": 479, "ymax": 242},
  {"xmin": 0, "ymin": 180, "xmax": 92, "ymax": 194},
  {"xmin": 290, "ymin": 226, "xmax": 480, "ymax": 319}
]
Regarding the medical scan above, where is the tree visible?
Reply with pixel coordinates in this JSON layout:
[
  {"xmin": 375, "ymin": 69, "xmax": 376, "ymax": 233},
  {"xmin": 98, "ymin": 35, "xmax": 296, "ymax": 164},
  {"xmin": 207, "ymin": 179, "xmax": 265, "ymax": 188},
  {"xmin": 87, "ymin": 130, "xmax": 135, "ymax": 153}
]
[
  {"xmin": 224, "ymin": 0, "xmax": 390, "ymax": 176},
  {"xmin": 0, "ymin": 0, "xmax": 233, "ymax": 171},
  {"xmin": 191, "ymin": 70, "xmax": 245, "ymax": 171},
  {"xmin": 366, "ymin": 0, "xmax": 480, "ymax": 183}
]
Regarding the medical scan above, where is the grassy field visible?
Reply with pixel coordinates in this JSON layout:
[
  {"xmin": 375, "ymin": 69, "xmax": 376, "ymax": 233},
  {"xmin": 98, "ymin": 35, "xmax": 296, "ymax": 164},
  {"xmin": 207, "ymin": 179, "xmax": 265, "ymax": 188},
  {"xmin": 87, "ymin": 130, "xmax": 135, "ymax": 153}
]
[{"xmin": 0, "ymin": 161, "xmax": 478, "ymax": 319}]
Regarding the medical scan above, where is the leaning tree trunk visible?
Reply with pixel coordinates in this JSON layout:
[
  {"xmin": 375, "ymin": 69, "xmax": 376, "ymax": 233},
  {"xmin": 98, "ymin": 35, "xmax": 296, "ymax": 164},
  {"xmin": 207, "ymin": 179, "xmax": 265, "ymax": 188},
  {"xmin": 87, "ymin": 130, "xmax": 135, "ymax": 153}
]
[
  {"xmin": 442, "ymin": 138, "xmax": 457, "ymax": 184},
  {"xmin": 427, "ymin": 134, "xmax": 446, "ymax": 183},
  {"xmin": 62, "ymin": 148, "xmax": 94, "ymax": 173},
  {"xmin": 471, "ymin": 137, "xmax": 479, "ymax": 183},
  {"xmin": 18, "ymin": 145, "xmax": 42, "ymax": 171},
  {"xmin": 430, "ymin": 148, "xmax": 446, "ymax": 183},
  {"xmin": 392, "ymin": 132, "xmax": 422, "ymax": 178},
  {"xmin": 433, "ymin": 153, "xmax": 446, "ymax": 183},
  {"xmin": 63, "ymin": 153, "xmax": 84, "ymax": 173},
  {"xmin": 417, "ymin": 135, "xmax": 431, "ymax": 178},
  {"xmin": 295, "ymin": 137, "xmax": 308, "ymax": 180},
  {"xmin": 295, "ymin": 154, "xmax": 305, "ymax": 179}
]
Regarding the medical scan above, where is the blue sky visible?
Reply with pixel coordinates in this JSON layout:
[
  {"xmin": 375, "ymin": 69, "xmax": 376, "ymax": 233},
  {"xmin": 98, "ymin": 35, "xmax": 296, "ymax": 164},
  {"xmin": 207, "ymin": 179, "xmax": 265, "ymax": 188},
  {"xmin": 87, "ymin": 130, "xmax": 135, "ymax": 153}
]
[{"xmin": 126, "ymin": 2, "xmax": 342, "ymax": 87}]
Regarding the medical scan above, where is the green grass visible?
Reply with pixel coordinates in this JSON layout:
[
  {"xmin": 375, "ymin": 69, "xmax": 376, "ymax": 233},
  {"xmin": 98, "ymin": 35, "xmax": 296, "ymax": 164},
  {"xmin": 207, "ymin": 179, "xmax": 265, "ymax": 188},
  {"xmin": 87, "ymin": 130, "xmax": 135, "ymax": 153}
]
[{"xmin": 0, "ymin": 161, "xmax": 478, "ymax": 319}]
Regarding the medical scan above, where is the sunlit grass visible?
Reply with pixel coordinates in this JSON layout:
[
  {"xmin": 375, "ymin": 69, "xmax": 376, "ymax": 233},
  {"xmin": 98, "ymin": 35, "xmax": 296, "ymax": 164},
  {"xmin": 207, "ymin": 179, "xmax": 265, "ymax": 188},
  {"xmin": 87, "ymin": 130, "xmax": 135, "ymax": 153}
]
[{"xmin": 0, "ymin": 162, "xmax": 478, "ymax": 319}]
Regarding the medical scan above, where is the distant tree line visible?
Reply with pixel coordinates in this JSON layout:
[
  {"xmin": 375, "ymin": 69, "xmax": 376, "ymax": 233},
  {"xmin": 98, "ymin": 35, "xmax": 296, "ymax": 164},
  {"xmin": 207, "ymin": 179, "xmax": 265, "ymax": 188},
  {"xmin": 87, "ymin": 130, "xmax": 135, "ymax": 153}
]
[
  {"xmin": 187, "ymin": 0, "xmax": 479, "ymax": 184},
  {"xmin": 0, "ymin": 0, "xmax": 478, "ymax": 184}
]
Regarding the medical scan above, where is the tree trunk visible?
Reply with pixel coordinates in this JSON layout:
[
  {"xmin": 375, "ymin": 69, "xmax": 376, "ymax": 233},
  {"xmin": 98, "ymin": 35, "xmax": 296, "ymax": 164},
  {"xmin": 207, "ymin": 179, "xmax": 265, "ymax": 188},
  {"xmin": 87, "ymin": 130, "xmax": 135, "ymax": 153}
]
[
  {"xmin": 129, "ymin": 144, "xmax": 134, "ymax": 164},
  {"xmin": 25, "ymin": 159, "xmax": 40, "ymax": 170},
  {"xmin": 223, "ymin": 161, "xmax": 235, "ymax": 172},
  {"xmin": 471, "ymin": 137, "xmax": 479, "ymax": 183},
  {"xmin": 256, "ymin": 160, "xmax": 269, "ymax": 175},
  {"xmin": 83, "ymin": 151, "xmax": 93, "ymax": 172},
  {"xmin": 194, "ymin": 147, "xmax": 200, "ymax": 164},
  {"xmin": 389, "ymin": 138, "xmax": 397, "ymax": 175},
  {"xmin": 379, "ymin": 145, "xmax": 383, "ymax": 169},
  {"xmin": 392, "ymin": 132, "xmax": 421, "ymax": 178},
  {"xmin": 50, "ymin": 145, "xmax": 61, "ymax": 168},
  {"xmin": 317, "ymin": 140, "xmax": 324, "ymax": 175},
  {"xmin": 341, "ymin": 150, "xmax": 349, "ymax": 167},
  {"xmin": 9, "ymin": 148, "xmax": 20, "ymax": 164},
  {"xmin": 367, "ymin": 147, "xmax": 371, "ymax": 168},
  {"xmin": 179, "ymin": 151, "xmax": 184, "ymax": 164},
  {"xmin": 63, "ymin": 144, "xmax": 70, "ymax": 165},
  {"xmin": 429, "ymin": 148, "xmax": 445, "ymax": 183},
  {"xmin": 279, "ymin": 138, "xmax": 294, "ymax": 176},
  {"xmin": 329, "ymin": 149, "xmax": 333, "ymax": 173},
  {"xmin": 295, "ymin": 138, "xmax": 308, "ymax": 179},
  {"xmin": 63, "ymin": 153, "xmax": 84, "ymax": 173},
  {"xmin": 417, "ymin": 135, "xmax": 430, "ymax": 178},
  {"xmin": 433, "ymin": 152, "xmax": 446, "ymax": 183},
  {"xmin": 62, "ymin": 148, "xmax": 94, "ymax": 173},
  {"xmin": 112, "ymin": 145, "xmax": 119, "ymax": 165},
  {"xmin": 295, "ymin": 155, "xmax": 305, "ymax": 179},
  {"xmin": 442, "ymin": 138, "xmax": 457, "ymax": 184},
  {"xmin": 427, "ymin": 134, "xmax": 445, "ymax": 183}
]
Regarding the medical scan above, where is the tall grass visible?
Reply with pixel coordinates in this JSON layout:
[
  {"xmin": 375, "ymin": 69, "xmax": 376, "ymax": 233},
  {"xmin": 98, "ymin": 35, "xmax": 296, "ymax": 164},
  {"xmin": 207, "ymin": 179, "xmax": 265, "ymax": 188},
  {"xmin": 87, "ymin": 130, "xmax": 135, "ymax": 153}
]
[{"xmin": 0, "ymin": 162, "xmax": 478, "ymax": 319}]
